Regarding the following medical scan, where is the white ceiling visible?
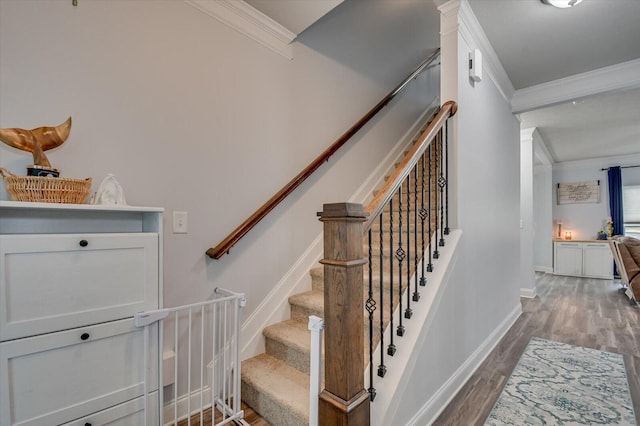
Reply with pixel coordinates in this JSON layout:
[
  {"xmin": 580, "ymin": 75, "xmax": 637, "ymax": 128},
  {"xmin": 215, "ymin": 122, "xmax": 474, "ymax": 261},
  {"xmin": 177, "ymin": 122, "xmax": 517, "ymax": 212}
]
[
  {"xmin": 521, "ymin": 87, "xmax": 640, "ymax": 163},
  {"xmin": 241, "ymin": 0, "xmax": 640, "ymax": 164},
  {"xmin": 467, "ymin": 0, "xmax": 640, "ymax": 163}
]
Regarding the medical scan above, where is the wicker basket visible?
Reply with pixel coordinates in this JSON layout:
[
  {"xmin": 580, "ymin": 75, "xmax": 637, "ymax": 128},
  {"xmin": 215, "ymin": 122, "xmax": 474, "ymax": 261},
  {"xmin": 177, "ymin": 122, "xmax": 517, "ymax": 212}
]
[{"xmin": 0, "ymin": 168, "xmax": 91, "ymax": 204}]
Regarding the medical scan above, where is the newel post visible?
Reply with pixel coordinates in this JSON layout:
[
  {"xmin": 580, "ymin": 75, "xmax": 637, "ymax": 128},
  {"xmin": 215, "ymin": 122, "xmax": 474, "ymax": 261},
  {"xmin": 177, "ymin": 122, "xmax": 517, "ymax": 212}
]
[{"xmin": 317, "ymin": 203, "xmax": 370, "ymax": 425}]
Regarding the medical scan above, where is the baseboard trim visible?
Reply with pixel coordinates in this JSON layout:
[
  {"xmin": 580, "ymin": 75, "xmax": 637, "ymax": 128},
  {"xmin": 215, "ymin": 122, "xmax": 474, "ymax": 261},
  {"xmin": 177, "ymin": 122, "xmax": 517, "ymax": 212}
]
[
  {"xmin": 163, "ymin": 386, "xmax": 212, "ymax": 425},
  {"xmin": 520, "ymin": 287, "xmax": 537, "ymax": 298},
  {"xmin": 535, "ymin": 266, "xmax": 553, "ymax": 274},
  {"xmin": 240, "ymin": 233, "xmax": 322, "ymax": 360},
  {"xmin": 408, "ymin": 303, "xmax": 522, "ymax": 426}
]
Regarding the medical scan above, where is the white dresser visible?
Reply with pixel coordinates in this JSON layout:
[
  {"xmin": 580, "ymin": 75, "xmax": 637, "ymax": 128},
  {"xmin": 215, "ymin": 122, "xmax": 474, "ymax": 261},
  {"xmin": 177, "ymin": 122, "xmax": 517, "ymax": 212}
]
[
  {"xmin": 0, "ymin": 201, "xmax": 163, "ymax": 426},
  {"xmin": 553, "ymin": 240, "xmax": 613, "ymax": 279}
]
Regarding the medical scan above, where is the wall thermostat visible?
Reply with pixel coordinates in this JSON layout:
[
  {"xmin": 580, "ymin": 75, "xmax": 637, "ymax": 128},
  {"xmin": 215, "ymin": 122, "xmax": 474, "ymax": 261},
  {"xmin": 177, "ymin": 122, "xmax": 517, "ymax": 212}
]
[{"xmin": 469, "ymin": 49, "xmax": 482, "ymax": 82}]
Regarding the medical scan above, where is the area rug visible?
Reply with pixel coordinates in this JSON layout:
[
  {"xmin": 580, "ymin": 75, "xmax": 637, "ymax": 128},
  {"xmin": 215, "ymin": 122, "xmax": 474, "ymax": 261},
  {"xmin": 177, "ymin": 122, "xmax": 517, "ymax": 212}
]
[{"xmin": 485, "ymin": 337, "xmax": 636, "ymax": 425}]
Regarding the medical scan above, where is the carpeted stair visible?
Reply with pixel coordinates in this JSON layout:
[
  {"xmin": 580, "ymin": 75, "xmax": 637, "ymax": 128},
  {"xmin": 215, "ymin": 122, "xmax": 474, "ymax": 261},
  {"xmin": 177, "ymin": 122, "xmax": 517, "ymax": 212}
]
[{"xmin": 240, "ymin": 135, "xmax": 441, "ymax": 426}]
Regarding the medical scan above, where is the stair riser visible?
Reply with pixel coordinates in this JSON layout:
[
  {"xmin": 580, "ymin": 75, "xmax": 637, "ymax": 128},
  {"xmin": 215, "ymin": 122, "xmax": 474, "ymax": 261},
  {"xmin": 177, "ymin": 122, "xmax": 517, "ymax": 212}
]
[
  {"xmin": 241, "ymin": 381, "xmax": 308, "ymax": 426},
  {"xmin": 265, "ymin": 337, "xmax": 311, "ymax": 374},
  {"xmin": 290, "ymin": 303, "xmax": 323, "ymax": 321}
]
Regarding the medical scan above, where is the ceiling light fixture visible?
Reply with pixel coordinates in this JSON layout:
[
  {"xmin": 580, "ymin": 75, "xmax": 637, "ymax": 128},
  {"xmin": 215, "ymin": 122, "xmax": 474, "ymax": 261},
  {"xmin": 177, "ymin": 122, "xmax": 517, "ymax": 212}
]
[{"xmin": 541, "ymin": 0, "xmax": 583, "ymax": 8}]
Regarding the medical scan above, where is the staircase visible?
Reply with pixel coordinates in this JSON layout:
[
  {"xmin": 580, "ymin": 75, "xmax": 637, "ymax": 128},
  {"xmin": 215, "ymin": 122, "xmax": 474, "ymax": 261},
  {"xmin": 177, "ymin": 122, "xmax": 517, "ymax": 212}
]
[{"xmin": 240, "ymin": 138, "xmax": 440, "ymax": 425}]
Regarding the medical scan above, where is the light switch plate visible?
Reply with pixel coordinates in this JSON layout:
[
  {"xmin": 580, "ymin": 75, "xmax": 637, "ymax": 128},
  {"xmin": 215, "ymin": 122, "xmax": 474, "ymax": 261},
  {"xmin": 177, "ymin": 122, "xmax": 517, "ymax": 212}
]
[{"xmin": 173, "ymin": 211, "xmax": 188, "ymax": 234}]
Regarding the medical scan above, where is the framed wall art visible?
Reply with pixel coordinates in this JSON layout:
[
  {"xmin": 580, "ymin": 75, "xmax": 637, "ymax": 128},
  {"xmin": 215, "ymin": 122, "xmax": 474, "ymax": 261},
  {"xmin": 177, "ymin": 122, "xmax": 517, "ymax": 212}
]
[{"xmin": 557, "ymin": 180, "xmax": 600, "ymax": 204}]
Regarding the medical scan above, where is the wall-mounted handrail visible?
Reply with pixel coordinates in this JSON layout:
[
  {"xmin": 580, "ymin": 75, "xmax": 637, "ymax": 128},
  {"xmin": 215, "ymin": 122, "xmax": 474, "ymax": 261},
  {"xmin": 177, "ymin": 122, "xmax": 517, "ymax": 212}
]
[
  {"xmin": 207, "ymin": 49, "xmax": 441, "ymax": 259},
  {"xmin": 363, "ymin": 100, "xmax": 456, "ymax": 231}
]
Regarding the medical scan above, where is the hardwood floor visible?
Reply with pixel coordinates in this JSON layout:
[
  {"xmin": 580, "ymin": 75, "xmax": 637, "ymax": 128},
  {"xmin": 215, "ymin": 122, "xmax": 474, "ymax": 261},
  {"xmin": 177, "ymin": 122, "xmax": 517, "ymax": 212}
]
[
  {"xmin": 434, "ymin": 272, "xmax": 640, "ymax": 426},
  {"xmin": 177, "ymin": 273, "xmax": 638, "ymax": 426},
  {"xmin": 176, "ymin": 401, "xmax": 270, "ymax": 426}
]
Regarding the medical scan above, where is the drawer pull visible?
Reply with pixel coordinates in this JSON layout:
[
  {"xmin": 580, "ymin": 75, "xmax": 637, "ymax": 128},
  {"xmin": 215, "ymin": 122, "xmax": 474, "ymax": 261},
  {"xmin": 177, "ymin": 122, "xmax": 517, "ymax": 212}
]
[
  {"xmin": 80, "ymin": 332, "xmax": 90, "ymax": 341},
  {"xmin": 79, "ymin": 239, "xmax": 89, "ymax": 247}
]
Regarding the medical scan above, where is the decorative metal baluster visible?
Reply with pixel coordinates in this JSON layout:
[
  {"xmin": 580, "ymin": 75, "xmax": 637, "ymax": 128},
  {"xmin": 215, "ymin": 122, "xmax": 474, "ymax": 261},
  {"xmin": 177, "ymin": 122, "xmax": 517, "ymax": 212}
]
[
  {"xmin": 444, "ymin": 119, "xmax": 450, "ymax": 235},
  {"xmin": 427, "ymin": 144, "xmax": 433, "ymax": 272},
  {"xmin": 439, "ymin": 128, "xmax": 446, "ymax": 247},
  {"xmin": 405, "ymin": 173, "xmax": 412, "ymax": 320},
  {"xmin": 396, "ymin": 188, "xmax": 405, "ymax": 337},
  {"xmin": 419, "ymin": 151, "xmax": 428, "ymax": 286},
  {"xmin": 413, "ymin": 165, "xmax": 420, "ymax": 302},
  {"xmin": 387, "ymin": 198, "xmax": 396, "ymax": 355},
  {"xmin": 433, "ymin": 133, "xmax": 440, "ymax": 260},
  {"xmin": 378, "ymin": 213, "xmax": 386, "ymax": 377},
  {"xmin": 367, "ymin": 228, "xmax": 376, "ymax": 401}
]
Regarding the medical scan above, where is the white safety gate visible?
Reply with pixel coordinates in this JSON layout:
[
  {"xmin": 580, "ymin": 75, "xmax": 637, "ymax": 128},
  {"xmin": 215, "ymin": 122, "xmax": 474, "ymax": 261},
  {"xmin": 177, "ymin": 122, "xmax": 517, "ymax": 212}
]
[{"xmin": 134, "ymin": 288, "xmax": 248, "ymax": 426}]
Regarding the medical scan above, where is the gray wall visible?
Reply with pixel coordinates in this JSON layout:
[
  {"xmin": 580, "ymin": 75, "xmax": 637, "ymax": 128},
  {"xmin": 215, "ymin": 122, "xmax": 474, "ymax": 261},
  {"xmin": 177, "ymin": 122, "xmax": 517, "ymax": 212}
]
[
  {"xmin": 0, "ymin": 0, "xmax": 440, "ymax": 314},
  {"xmin": 0, "ymin": 0, "xmax": 442, "ymax": 406},
  {"xmin": 386, "ymin": 1, "xmax": 522, "ymax": 422},
  {"xmin": 552, "ymin": 154, "xmax": 640, "ymax": 241}
]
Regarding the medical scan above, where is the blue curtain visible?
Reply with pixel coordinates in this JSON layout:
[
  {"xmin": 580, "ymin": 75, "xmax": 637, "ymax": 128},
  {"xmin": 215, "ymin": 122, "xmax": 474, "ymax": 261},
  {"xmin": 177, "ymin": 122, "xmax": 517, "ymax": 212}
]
[{"xmin": 608, "ymin": 166, "xmax": 624, "ymax": 236}]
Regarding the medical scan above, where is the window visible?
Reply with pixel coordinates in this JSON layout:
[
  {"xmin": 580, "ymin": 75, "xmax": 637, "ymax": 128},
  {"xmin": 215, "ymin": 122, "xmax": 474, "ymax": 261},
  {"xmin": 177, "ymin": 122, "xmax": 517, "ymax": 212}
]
[{"xmin": 623, "ymin": 185, "xmax": 640, "ymax": 238}]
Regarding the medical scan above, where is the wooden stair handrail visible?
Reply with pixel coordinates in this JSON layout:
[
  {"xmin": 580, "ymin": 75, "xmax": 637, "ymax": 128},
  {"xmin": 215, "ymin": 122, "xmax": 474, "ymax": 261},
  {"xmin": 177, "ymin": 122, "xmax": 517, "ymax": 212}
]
[
  {"xmin": 207, "ymin": 49, "xmax": 442, "ymax": 259},
  {"xmin": 363, "ymin": 100, "xmax": 457, "ymax": 231}
]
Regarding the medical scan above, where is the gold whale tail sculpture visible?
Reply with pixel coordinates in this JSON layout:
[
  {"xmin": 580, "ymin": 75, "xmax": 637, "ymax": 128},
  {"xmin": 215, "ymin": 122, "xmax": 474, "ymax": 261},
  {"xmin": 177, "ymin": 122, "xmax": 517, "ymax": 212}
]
[{"xmin": 0, "ymin": 117, "xmax": 72, "ymax": 169}]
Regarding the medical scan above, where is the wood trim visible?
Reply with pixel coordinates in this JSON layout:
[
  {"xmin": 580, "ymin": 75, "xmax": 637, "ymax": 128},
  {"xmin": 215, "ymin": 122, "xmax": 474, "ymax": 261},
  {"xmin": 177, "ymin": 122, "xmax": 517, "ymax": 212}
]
[
  {"xmin": 319, "ymin": 259, "xmax": 368, "ymax": 267},
  {"xmin": 363, "ymin": 101, "xmax": 457, "ymax": 231},
  {"xmin": 207, "ymin": 50, "xmax": 442, "ymax": 259},
  {"xmin": 318, "ymin": 203, "xmax": 370, "ymax": 424}
]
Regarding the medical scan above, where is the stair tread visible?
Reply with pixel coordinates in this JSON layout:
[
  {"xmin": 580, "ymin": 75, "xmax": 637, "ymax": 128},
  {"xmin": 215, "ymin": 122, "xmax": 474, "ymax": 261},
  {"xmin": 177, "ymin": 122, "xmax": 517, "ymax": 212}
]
[
  {"xmin": 242, "ymin": 353, "xmax": 309, "ymax": 420},
  {"xmin": 264, "ymin": 319, "xmax": 311, "ymax": 353},
  {"xmin": 289, "ymin": 290, "xmax": 323, "ymax": 310}
]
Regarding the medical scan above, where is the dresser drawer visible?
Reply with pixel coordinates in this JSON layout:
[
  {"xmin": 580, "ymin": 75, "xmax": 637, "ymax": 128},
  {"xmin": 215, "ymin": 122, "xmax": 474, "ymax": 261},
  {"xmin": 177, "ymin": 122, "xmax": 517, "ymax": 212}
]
[
  {"xmin": 0, "ymin": 233, "xmax": 159, "ymax": 341},
  {"xmin": 60, "ymin": 392, "xmax": 158, "ymax": 426},
  {"xmin": 0, "ymin": 318, "xmax": 158, "ymax": 426}
]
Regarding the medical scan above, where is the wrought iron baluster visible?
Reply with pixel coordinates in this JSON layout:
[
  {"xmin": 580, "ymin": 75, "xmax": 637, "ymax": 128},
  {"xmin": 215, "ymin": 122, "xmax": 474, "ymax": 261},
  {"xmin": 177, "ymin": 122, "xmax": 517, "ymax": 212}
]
[
  {"xmin": 413, "ymin": 164, "xmax": 420, "ymax": 302},
  {"xmin": 405, "ymin": 173, "xmax": 412, "ymax": 320},
  {"xmin": 439, "ymin": 128, "xmax": 446, "ymax": 247},
  {"xmin": 367, "ymin": 229, "xmax": 376, "ymax": 401},
  {"xmin": 419, "ymin": 151, "xmax": 428, "ymax": 286},
  {"xmin": 378, "ymin": 213, "xmax": 386, "ymax": 377},
  {"xmin": 396, "ymin": 187, "xmax": 405, "ymax": 337},
  {"xmin": 387, "ymin": 198, "xmax": 396, "ymax": 355},
  {"xmin": 427, "ymin": 143, "xmax": 433, "ymax": 272},
  {"xmin": 444, "ymin": 119, "xmax": 450, "ymax": 235},
  {"xmin": 433, "ymin": 132, "xmax": 440, "ymax": 260}
]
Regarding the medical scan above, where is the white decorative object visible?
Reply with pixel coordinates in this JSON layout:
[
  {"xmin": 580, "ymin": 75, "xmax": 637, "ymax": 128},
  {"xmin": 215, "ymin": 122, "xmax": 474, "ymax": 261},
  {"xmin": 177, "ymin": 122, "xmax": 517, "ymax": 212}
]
[{"xmin": 93, "ymin": 174, "xmax": 127, "ymax": 205}]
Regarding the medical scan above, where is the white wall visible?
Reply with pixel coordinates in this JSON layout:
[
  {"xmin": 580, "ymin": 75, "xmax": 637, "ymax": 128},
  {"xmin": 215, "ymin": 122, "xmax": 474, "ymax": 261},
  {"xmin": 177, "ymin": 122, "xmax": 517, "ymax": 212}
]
[
  {"xmin": 531, "ymin": 128, "xmax": 554, "ymax": 273},
  {"xmin": 387, "ymin": 1, "xmax": 522, "ymax": 423},
  {"xmin": 553, "ymin": 153, "xmax": 640, "ymax": 240},
  {"xmin": 533, "ymin": 164, "xmax": 553, "ymax": 271},
  {"xmin": 520, "ymin": 129, "xmax": 536, "ymax": 296}
]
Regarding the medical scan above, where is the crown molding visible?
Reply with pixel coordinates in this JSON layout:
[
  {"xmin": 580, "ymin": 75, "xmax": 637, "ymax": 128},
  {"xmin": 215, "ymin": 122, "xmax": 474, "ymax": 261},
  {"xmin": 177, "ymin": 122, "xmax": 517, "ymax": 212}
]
[
  {"xmin": 523, "ymin": 127, "xmax": 554, "ymax": 166},
  {"xmin": 184, "ymin": 0, "xmax": 295, "ymax": 59},
  {"xmin": 438, "ymin": 0, "xmax": 515, "ymax": 103},
  {"xmin": 533, "ymin": 130, "xmax": 554, "ymax": 167},
  {"xmin": 457, "ymin": 0, "xmax": 515, "ymax": 102},
  {"xmin": 520, "ymin": 127, "xmax": 535, "ymax": 142},
  {"xmin": 512, "ymin": 58, "xmax": 640, "ymax": 113},
  {"xmin": 552, "ymin": 152, "xmax": 640, "ymax": 172}
]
